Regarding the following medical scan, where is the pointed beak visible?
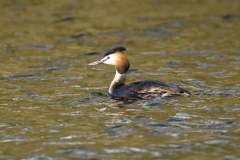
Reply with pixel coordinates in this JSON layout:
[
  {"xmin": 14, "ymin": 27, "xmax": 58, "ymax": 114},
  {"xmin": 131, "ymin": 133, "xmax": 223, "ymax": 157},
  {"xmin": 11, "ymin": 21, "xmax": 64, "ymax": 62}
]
[
  {"xmin": 88, "ymin": 60, "xmax": 104, "ymax": 65},
  {"xmin": 88, "ymin": 57, "xmax": 108, "ymax": 65}
]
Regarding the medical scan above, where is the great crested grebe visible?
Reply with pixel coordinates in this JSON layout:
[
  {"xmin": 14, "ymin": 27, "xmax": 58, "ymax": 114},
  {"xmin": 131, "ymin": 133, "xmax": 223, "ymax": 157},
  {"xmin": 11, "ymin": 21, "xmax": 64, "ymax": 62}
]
[{"xmin": 89, "ymin": 47, "xmax": 191, "ymax": 99}]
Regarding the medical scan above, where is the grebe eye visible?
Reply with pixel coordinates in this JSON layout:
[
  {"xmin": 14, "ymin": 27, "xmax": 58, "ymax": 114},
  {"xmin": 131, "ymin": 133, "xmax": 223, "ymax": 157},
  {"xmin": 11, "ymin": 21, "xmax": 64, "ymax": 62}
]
[{"xmin": 107, "ymin": 56, "xmax": 110, "ymax": 59}]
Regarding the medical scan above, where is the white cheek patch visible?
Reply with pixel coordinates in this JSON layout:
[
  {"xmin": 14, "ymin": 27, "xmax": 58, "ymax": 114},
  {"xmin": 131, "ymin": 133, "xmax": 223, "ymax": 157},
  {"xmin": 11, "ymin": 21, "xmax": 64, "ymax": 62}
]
[{"xmin": 103, "ymin": 54, "xmax": 117, "ymax": 65}]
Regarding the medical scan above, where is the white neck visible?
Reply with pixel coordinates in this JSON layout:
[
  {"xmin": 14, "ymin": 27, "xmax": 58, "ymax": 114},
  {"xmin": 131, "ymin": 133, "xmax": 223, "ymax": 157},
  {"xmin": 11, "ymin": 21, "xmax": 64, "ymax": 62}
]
[{"xmin": 109, "ymin": 71, "xmax": 126, "ymax": 94}]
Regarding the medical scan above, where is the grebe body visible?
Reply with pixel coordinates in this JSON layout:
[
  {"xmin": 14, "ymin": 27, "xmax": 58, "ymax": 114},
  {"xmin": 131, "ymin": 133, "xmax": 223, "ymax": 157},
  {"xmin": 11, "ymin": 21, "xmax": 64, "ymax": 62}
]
[{"xmin": 89, "ymin": 47, "xmax": 191, "ymax": 99}]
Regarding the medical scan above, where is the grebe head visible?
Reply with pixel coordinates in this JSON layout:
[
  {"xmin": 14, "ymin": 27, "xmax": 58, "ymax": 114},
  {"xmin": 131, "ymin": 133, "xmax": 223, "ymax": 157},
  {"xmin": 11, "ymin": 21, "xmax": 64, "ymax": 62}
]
[{"xmin": 89, "ymin": 47, "xmax": 130, "ymax": 74}]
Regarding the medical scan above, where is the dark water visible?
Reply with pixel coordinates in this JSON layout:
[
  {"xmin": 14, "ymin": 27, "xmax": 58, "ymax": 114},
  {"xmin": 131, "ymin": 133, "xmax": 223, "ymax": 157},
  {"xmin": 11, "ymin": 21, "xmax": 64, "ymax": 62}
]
[{"xmin": 0, "ymin": 0, "xmax": 240, "ymax": 159}]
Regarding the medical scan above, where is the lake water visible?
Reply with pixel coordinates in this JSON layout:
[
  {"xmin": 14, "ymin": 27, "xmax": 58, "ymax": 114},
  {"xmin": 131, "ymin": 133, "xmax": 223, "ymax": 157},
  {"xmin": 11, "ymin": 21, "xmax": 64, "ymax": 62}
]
[{"xmin": 0, "ymin": 0, "xmax": 240, "ymax": 159}]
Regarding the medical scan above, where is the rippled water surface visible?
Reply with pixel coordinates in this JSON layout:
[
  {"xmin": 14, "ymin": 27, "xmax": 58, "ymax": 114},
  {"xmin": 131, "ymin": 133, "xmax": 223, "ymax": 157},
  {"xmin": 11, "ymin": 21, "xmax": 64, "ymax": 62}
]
[{"xmin": 0, "ymin": 0, "xmax": 240, "ymax": 159}]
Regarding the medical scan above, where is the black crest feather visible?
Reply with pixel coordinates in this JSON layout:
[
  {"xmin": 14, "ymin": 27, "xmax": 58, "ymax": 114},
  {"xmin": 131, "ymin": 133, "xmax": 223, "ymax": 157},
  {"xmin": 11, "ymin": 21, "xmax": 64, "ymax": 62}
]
[{"xmin": 103, "ymin": 47, "xmax": 126, "ymax": 57}]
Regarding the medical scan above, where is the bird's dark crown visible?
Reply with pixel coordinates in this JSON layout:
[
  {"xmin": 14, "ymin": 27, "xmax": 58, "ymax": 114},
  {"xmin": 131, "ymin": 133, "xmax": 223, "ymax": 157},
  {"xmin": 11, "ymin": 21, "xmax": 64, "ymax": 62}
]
[{"xmin": 103, "ymin": 47, "xmax": 126, "ymax": 57}]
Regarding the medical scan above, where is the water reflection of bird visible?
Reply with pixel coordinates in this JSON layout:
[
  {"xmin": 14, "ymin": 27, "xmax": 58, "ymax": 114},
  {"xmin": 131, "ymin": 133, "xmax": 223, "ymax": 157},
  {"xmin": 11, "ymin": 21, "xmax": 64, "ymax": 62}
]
[{"xmin": 89, "ymin": 47, "xmax": 191, "ymax": 99}]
